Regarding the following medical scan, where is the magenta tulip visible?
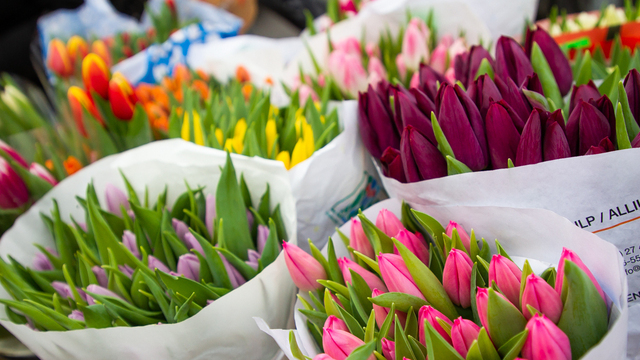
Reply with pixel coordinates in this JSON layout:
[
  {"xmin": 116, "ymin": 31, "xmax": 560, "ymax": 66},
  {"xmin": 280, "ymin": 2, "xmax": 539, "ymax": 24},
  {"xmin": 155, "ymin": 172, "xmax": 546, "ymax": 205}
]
[
  {"xmin": 521, "ymin": 314, "xmax": 571, "ymax": 360},
  {"xmin": 569, "ymin": 81, "xmax": 601, "ymax": 114},
  {"xmin": 380, "ymin": 147, "xmax": 406, "ymax": 183},
  {"xmin": 29, "ymin": 163, "xmax": 57, "ymax": 186},
  {"xmin": 495, "ymin": 36, "xmax": 534, "ymax": 86},
  {"xmin": 442, "ymin": 249, "xmax": 473, "ymax": 308},
  {"xmin": 372, "ymin": 288, "xmax": 406, "ymax": 337},
  {"xmin": 323, "ymin": 328, "xmax": 373, "ymax": 360},
  {"xmin": 488, "ymin": 254, "xmax": 522, "ymax": 307},
  {"xmin": 282, "ymin": 241, "xmax": 326, "ymax": 291},
  {"xmin": 378, "ymin": 253, "xmax": 425, "ymax": 300},
  {"xmin": 338, "ymin": 257, "xmax": 387, "ymax": 292},
  {"xmin": 358, "ymin": 84, "xmax": 399, "ymax": 159},
  {"xmin": 0, "ymin": 141, "xmax": 27, "ymax": 168},
  {"xmin": 522, "ymin": 273, "xmax": 563, "ymax": 322},
  {"xmin": 0, "ymin": 158, "xmax": 28, "ymax": 209},
  {"xmin": 468, "ymin": 74, "xmax": 502, "ymax": 119},
  {"xmin": 451, "ymin": 317, "xmax": 481, "ymax": 358},
  {"xmin": 418, "ymin": 305, "xmax": 453, "ymax": 345},
  {"xmin": 395, "ymin": 90, "xmax": 436, "ymax": 144},
  {"xmin": 381, "ymin": 338, "xmax": 395, "ymax": 360},
  {"xmin": 313, "ymin": 354, "xmax": 336, "ymax": 360},
  {"xmin": 324, "ymin": 315, "xmax": 349, "ymax": 332},
  {"xmin": 494, "ymin": 74, "xmax": 532, "ymax": 122},
  {"xmin": 400, "ymin": 125, "xmax": 447, "ymax": 182},
  {"xmin": 566, "ymin": 100, "xmax": 611, "ymax": 156},
  {"xmin": 349, "ymin": 218, "xmax": 374, "ymax": 258},
  {"xmin": 624, "ymin": 68, "xmax": 640, "ymax": 125},
  {"xmin": 485, "ymin": 100, "xmax": 523, "ymax": 169},
  {"xmin": 585, "ymin": 137, "xmax": 615, "ymax": 155},
  {"xmin": 375, "ymin": 209, "xmax": 405, "ymax": 238},
  {"xmin": 393, "ymin": 229, "xmax": 429, "ymax": 266},
  {"xmin": 555, "ymin": 247, "xmax": 605, "ymax": 302},
  {"xmin": 417, "ymin": 63, "xmax": 447, "ymax": 101},
  {"xmin": 444, "ymin": 221, "xmax": 471, "ymax": 253}
]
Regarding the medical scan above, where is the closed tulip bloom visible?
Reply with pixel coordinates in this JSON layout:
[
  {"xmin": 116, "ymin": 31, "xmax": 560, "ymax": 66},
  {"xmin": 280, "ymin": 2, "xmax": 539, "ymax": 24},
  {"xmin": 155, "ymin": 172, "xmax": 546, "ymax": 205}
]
[
  {"xmin": 67, "ymin": 86, "xmax": 104, "ymax": 137},
  {"xmin": 569, "ymin": 81, "xmax": 601, "ymax": 114},
  {"xmin": 29, "ymin": 163, "xmax": 57, "ymax": 186},
  {"xmin": 555, "ymin": 248, "xmax": 606, "ymax": 302},
  {"xmin": 313, "ymin": 355, "xmax": 336, "ymax": 360},
  {"xmin": 122, "ymin": 230, "xmax": 139, "ymax": 258},
  {"xmin": 349, "ymin": 218, "xmax": 374, "ymax": 258},
  {"xmin": 376, "ymin": 209, "xmax": 405, "ymax": 238},
  {"xmin": 454, "ymin": 46, "xmax": 494, "ymax": 88},
  {"xmin": 436, "ymin": 84, "xmax": 488, "ymax": 171},
  {"xmin": 0, "ymin": 159, "xmax": 29, "ymax": 209},
  {"xmin": 566, "ymin": 100, "xmax": 611, "ymax": 156},
  {"xmin": 367, "ymin": 57, "xmax": 387, "ymax": 84},
  {"xmin": 521, "ymin": 73, "xmax": 544, "ymax": 95},
  {"xmin": 109, "ymin": 72, "xmax": 138, "ymax": 121},
  {"xmin": 82, "ymin": 53, "xmax": 110, "ymax": 99},
  {"xmin": 544, "ymin": 115, "xmax": 572, "ymax": 161},
  {"xmin": 283, "ymin": 241, "xmax": 326, "ymax": 291},
  {"xmin": 418, "ymin": 305, "xmax": 454, "ymax": 345},
  {"xmin": 521, "ymin": 314, "xmax": 571, "ymax": 360},
  {"xmin": 333, "ymin": 37, "xmax": 361, "ymax": 56},
  {"xmin": 338, "ymin": 257, "xmax": 388, "ymax": 292},
  {"xmin": 256, "ymin": 224, "xmax": 270, "ymax": 254},
  {"xmin": 378, "ymin": 253, "xmax": 425, "ymax": 300},
  {"xmin": 525, "ymin": 27, "xmax": 573, "ymax": 96},
  {"xmin": 358, "ymin": 85, "xmax": 399, "ymax": 159},
  {"xmin": 205, "ymin": 194, "xmax": 215, "ymax": 236},
  {"xmin": 410, "ymin": 88, "xmax": 437, "ymax": 124},
  {"xmin": 396, "ymin": 54, "xmax": 408, "ymax": 81},
  {"xmin": 585, "ymin": 137, "xmax": 614, "ymax": 155},
  {"xmin": 323, "ymin": 328, "xmax": 372, "ymax": 360},
  {"xmin": 52, "ymin": 281, "xmax": 87, "ymax": 301},
  {"xmin": 393, "ymin": 229, "xmax": 429, "ymax": 266},
  {"xmin": 328, "ymin": 50, "xmax": 368, "ymax": 98},
  {"xmin": 324, "ymin": 315, "xmax": 349, "ymax": 332},
  {"xmin": 494, "ymin": 75, "xmax": 532, "ymax": 122},
  {"xmin": 591, "ymin": 95, "xmax": 617, "ymax": 144},
  {"xmin": 46, "ymin": 39, "xmax": 73, "ymax": 77},
  {"xmin": 451, "ymin": 318, "xmax": 481, "ymax": 358},
  {"xmin": 86, "ymin": 284, "xmax": 124, "ymax": 305},
  {"xmin": 172, "ymin": 218, "xmax": 189, "ymax": 241},
  {"xmin": 380, "ymin": 147, "xmax": 406, "ymax": 183},
  {"xmin": 33, "ymin": 253, "xmax": 53, "ymax": 271},
  {"xmin": 148, "ymin": 255, "xmax": 170, "ymax": 273},
  {"xmin": 468, "ymin": 74, "xmax": 502, "ymax": 119},
  {"xmin": 381, "ymin": 338, "xmax": 395, "ymax": 360},
  {"xmin": 176, "ymin": 253, "xmax": 200, "ymax": 281},
  {"xmin": 246, "ymin": 249, "xmax": 261, "ymax": 270},
  {"xmin": 91, "ymin": 40, "xmax": 112, "ymax": 68},
  {"xmin": 400, "ymin": 126, "xmax": 447, "ymax": 182},
  {"xmin": 475, "ymin": 287, "xmax": 511, "ymax": 331},
  {"xmin": 430, "ymin": 43, "xmax": 448, "ymax": 74},
  {"xmin": 488, "ymin": 254, "xmax": 522, "ymax": 307},
  {"xmin": 395, "ymin": 90, "xmax": 436, "ymax": 144},
  {"xmin": 0, "ymin": 140, "xmax": 27, "ymax": 168},
  {"xmin": 67, "ymin": 36, "xmax": 89, "ymax": 63},
  {"xmin": 220, "ymin": 253, "xmax": 246, "ymax": 289},
  {"xmin": 418, "ymin": 64, "xmax": 447, "ymax": 101},
  {"xmin": 486, "ymin": 101, "xmax": 523, "ymax": 169},
  {"xmin": 495, "ymin": 36, "xmax": 534, "ymax": 86},
  {"xmin": 68, "ymin": 310, "xmax": 85, "ymax": 322},
  {"xmin": 105, "ymin": 184, "xmax": 129, "ymax": 215},
  {"xmin": 624, "ymin": 68, "xmax": 640, "ymax": 125},
  {"xmin": 522, "ymin": 273, "xmax": 563, "ymax": 322},
  {"xmin": 92, "ymin": 266, "xmax": 108, "ymax": 287},
  {"xmin": 402, "ymin": 18, "xmax": 430, "ymax": 71},
  {"xmin": 444, "ymin": 221, "xmax": 471, "ymax": 253},
  {"xmin": 182, "ymin": 233, "xmax": 204, "ymax": 256},
  {"xmin": 372, "ymin": 288, "xmax": 406, "ymax": 337},
  {"xmin": 633, "ymin": 133, "xmax": 640, "ymax": 147},
  {"xmin": 442, "ymin": 249, "xmax": 473, "ymax": 308}
]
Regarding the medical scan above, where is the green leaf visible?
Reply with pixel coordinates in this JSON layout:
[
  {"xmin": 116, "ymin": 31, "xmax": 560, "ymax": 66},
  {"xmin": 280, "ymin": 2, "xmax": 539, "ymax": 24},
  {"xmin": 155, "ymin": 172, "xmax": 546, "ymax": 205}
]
[
  {"xmin": 423, "ymin": 319, "xmax": 464, "ymax": 360},
  {"xmin": 598, "ymin": 66, "xmax": 620, "ymax": 104},
  {"xmin": 431, "ymin": 112, "xmax": 455, "ymax": 159},
  {"xmin": 289, "ymin": 330, "xmax": 307, "ymax": 360},
  {"xmin": 80, "ymin": 304, "xmax": 112, "ymax": 328},
  {"xmin": 358, "ymin": 210, "xmax": 394, "ymax": 255},
  {"xmin": 369, "ymin": 292, "xmax": 429, "ymax": 313},
  {"xmin": 188, "ymin": 230, "xmax": 232, "ymax": 289},
  {"xmin": 486, "ymin": 288, "xmax": 527, "ymax": 349},
  {"xmin": 618, "ymin": 80, "xmax": 640, "ymax": 142},
  {"xmin": 477, "ymin": 327, "xmax": 500, "ymax": 360},
  {"xmin": 364, "ymin": 309, "xmax": 376, "ymax": 343},
  {"xmin": 336, "ymin": 300, "xmax": 365, "ymax": 340},
  {"xmin": 474, "ymin": 58, "xmax": 494, "ymax": 81},
  {"xmin": 346, "ymin": 341, "xmax": 376, "ymax": 360},
  {"xmin": 395, "ymin": 317, "xmax": 417, "ymax": 360},
  {"xmin": 446, "ymin": 156, "xmax": 473, "ymax": 176},
  {"xmin": 616, "ymin": 102, "xmax": 633, "ymax": 150},
  {"xmin": 0, "ymin": 299, "xmax": 65, "ymax": 331},
  {"xmin": 574, "ymin": 51, "xmax": 593, "ymax": 86},
  {"xmin": 530, "ymin": 42, "xmax": 563, "ymax": 108},
  {"xmin": 327, "ymin": 238, "xmax": 345, "ymax": 285},
  {"xmin": 497, "ymin": 329, "xmax": 529, "ymax": 360}
]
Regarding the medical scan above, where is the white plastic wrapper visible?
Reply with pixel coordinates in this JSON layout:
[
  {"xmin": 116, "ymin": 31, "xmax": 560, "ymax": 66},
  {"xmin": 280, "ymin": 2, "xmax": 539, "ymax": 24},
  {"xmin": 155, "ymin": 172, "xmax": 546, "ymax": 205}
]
[
  {"xmin": 261, "ymin": 198, "xmax": 628, "ymax": 360},
  {"xmin": 0, "ymin": 139, "xmax": 297, "ymax": 360}
]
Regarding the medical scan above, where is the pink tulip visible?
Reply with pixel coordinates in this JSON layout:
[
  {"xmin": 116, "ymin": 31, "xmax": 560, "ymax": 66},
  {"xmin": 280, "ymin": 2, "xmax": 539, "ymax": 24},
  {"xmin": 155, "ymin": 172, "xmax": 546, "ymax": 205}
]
[
  {"xmin": 148, "ymin": 255, "xmax": 170, "ymax": 273},
  {"xmin": 375, "ymin": 209, "xmax": 405, "ymax": 238},
  {"xmin": 338, "ymin": 257, "xmax": 387, "ymax": 292},
  {"xmin": 315, "ymin": 15, "xmax": 333, "ymax": 33},
  {"xmin": 444, "ymin": 221, "xmax": 471, "ymax": 253},
  {"xmin": 324, "ymin": 315, "xmax": 349, "ymax": 332},
  {"xmin": 29, "ymin": 163, "xmax": 57, "ymax": 185},
  {"xmin": 522, "ymin": 314, "xmax": 571, "ymax": 360},
  {"xmin": 448, "ymin": 38, "xmax": 468, "ymax": 62},
  {"xmin": 430, "ymin": 43, "xmax": 448, "ymax": 73},
  {"xmin": 444, "ymin": 68, "xmax": 456, "ymax": 84},
  {"xmin": 401, "ymin": 18, "xmax": 430, "ymax": 71},
  {"xmin": 313, "ymin": 355, "xmax": 336, "ymax": 360},
  {"xmin": 393, "ymin": 229, "xmax": 429, "ymax": 266},
  {"xmin": 451, "ymin": 317, "xmax": 480, "ymax": 357},
  {"xmin": 378, "ymin": 253, "xmax": 425, "ymax": 300},
  {"xmin": 333, "ymin": 37, "xmax": 361, "ymax": 57},
  {"xmin": 104, "ymin": 184, "xmax": 129, "ymax": 215},
  {"xmin": 339, "ymin": 0, "xmax": 357, "ymax": 13},
  {"xmin": 92, "ymin": 265, "xmax": 108, "ymax": 287},
  {"xmin": 318, "ymin": 73, "xmax": 326, "ymax": 87},
  {"xmin": 176, "ymin": 253, "xmax": 200, "ymax": 281},
  {"xmin": 439, "ymin": 34, "xmax": 454, "ymax": 48},
  {"xmin": 418, "ymin": 305, "xmax": 453, "ymax": 345},
  {"xmin": 68, "ymin": 310, "xmax": 84, "ymax": 321},
  {"xmin": 299, "ymin": 84, "xmax": 319, "ymax": 107},
  {"xmin": 122, "ymin": 230, "xmax": 139, "ymax": 258},
  {"xmin": 172, "ymin": 218, "xmax": 189, "ymax": 241},
  {"xmin": 475, "ymin": 287, "xmax": 489, "ymax": 330},
  {"xmin": 367, "ymin": 57, "xmax": 387, "ymax": 84},
  {"xmin": 396, "ymin": 54, "xmax": 407, "ymax": 80},
  {"xmin": 555, "ymin": 247, "xmax": 605, "ymax": 302},
  {"xmin": 323, "ymin": 328, "xmax": 373, "ymax": 360},
  {"xmin": 205, "ymin": 194, "xmax": 216, "ymax": 235},
  {"xmin": 522, "ymin": 273, "xmax": 563, "ymax": 323},
  {"xmin": 220, "ymin": 253, "xmax": 246, "ymax": 288},
  {"xmin": 409, "ymin": 72, "xmax": 420, "ymax": 89},
  {"xmin": 257, "ymin": 224, "xmax": 270, "ymax": 254},
  {"xmin": 33, "ymin": 253, "xmax": 53, "ymax": 271},
  {"xmin": 488, "ymin": 254, "xmax": 522, "ymax": 307},
  {"xmin": 183, "ymin": 233, "xmax": 204, "ymax": 256},
  {"xmin": 381, "ymin": 338, "xmax": 395, "ymax": 360},
  {"xmin": 328, "ymin": 50, "xmax": 368, "ymax": 97},
  {"xmin": 365, "ymin": 42, "xmax": 378, "ymax": 57},
  {"xmin": 0, "ymin": 158, "xmax": 29, "ymax": 209},
  {"xmin": 371, "ymin": 288, "xmax": 406, "ymax": 337},
  {"xmin": 86, "ymin": 284, "xmax": 124, "ymax": 305},
  {"xmin": 442, "ymin": 249, "xmax": 473, "ymax": 308},
  {"xmin": 349, "ymin": 218, "xmax": 374, "ymax": 258},
  {"xmin": 0, "ymin": 140, "xmax": 27, "ymax": 168},
  {"xmin": 282, "ymin": 241, "xmax": 326, "ymax": 291}
]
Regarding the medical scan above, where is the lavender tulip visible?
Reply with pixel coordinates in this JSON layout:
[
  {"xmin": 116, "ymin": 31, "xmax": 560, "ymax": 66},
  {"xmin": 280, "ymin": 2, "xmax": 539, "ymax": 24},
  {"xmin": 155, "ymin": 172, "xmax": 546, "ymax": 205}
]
[
  {"xmin": 33, "ymin": 253, "xmax": 53, "ymax": 271},
  {"xmin": 257, "ymin": 224, "xmax": 270, "ymax": 254},
  {"xmin": 86, "ymin": 284, "xmax": 124, "ymax": 305},
  {"xmin": 525, "ymin": 27, "xmax": 573, "ymax": 96},
  {"xmin": 176, "ymin": 253, "xmax": 200, "ymax": 281},
  {"xmin": 118, "ymin": 265, "xmax": 134, "ymax": 278},
  {"xmin": 148, "ymin": 255, "xmax": 170, "ymax": 273},
  {"xmin": 92, "ymin": 266, "xmax": 108, "ymax": 287},
  {"xmin": 220, "ymin": 253, "xmax": 246, "ymax": 289},
  {"xmin": 122, "ymin": 230, "xmax": 139, "ymax": 258},
  {"xmin": 246, "ymin": 249, "xmax": 260, "ymax": 270},
  {"xmin": 486, "ymin": 101, "xmax": 522, "ymax": 169},
  {"xmin": 380, "ymin": 147, "xmax": 406, "ymax": 183},
  {"xmin": 172, "ymin": 219, "xmax": 189, "ymax": 241},
  {"xmin": 183, "ymin": 232, "xmax": 204, "ymax": 256},
  {"xmin": 104, "ymin": 184, "xmax": 129, "ymax": 215},
  {"xmin": 68, "ymin": 310, "xmax": 85, "ymax": 321},
  {"xmin": 495, "ymin": 36, "xmax": 534, "ymax": 86},
  {"xmin": 400, "ymin": 126, "xmax": 447, "ymax": 182},
  {"xmin": 205, "ymin": 194, "xmax": 215, "ymax": 236},
  {"xmin": 52, "ymin": 281, "xmax": 85, "ymax": 300},
  {"xmin": 358, "ymin": 85, "xmax": 398, "ymax": 158}
]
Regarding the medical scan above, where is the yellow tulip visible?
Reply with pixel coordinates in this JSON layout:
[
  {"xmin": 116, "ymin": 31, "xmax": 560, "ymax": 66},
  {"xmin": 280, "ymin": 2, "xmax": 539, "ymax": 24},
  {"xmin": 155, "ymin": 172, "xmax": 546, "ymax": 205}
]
[
  {"xmin": 215, "ymin": 128, "xmax": 223, "ymax": 146},
  {"xmin": 276, "ymin": 151, "xmax": 291, "ymax": 170},
  {"xmin": 302, "ymin": 122, "xmax": 314, "ymax": 157},
  {"xmin": 181, "ymin": 111, "xmax": 204, "ymax": 146},
  {"xmin": 266, "ymin": 119, "xmax": 278, "ymax": 157},
  {"xmin": 234, "ymin": 118, "xmax": 247, "ymax": 142},
  {"xmin": 290, "ymin": 139, "xmax": 309, "ymax": 169},
  {"xmin": 232, "ymin": 135, "xmax": 244, "ymax": 153},
  {"xmin": 224, "ymin": 138, "xmax": 235, "ymax": 153}
]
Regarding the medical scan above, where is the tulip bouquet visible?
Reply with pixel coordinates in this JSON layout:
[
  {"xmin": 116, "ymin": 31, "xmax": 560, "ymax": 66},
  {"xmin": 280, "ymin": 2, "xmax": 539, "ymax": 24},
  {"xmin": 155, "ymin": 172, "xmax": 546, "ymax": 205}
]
[
  {"xmin": 269, "ymin": 199, "xmax": 626, "ymax": 360},
  {"xmin": 359, "ymin": 25, "xmax": 640, "ymax": 183},
  {"xmin": 305, "ymin": 0, "xmax": 374, "ymax": 36}
]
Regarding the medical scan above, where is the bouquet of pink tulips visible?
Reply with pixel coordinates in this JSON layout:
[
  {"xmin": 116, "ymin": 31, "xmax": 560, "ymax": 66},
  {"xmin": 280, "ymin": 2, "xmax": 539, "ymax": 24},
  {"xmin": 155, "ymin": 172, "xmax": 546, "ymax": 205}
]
[{"xmin": 280, "ymin": 201, "xmax": 622, "ymax": 360}]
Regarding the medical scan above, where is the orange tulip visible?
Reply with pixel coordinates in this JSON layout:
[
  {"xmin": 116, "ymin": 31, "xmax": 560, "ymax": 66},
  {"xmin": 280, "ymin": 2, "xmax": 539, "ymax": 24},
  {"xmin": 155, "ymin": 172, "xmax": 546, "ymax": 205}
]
[
  {"xmin": 67, "ymin": 36, "xmax": 89, "ymax": 65},
  {"xmin": 135, "ymin": 83, "xmax": 155, "ymax": 104},
  {"xmin": 68, "ymin": 86, "xmax": 104, "ymax": 137},
  {"xmin": 242, "ymin": 84, "xmax": 253, "ymax": 100},
  {"xmin": 236, "ymin": 66, "xmax": 251, "ymax": 83},
  {"xmin": 192, "ymin": 80, "xmax": 209, "ymax": 100},
  {"xmin": 173, "ymin": 63, "xmax": 191, "ymax": 84},
  {"xmin": 196, "ymin": 69, "xmax": 209, "ymax": 81},
  {"xmin": 45, "ymin": 160, "xmax": 54, "ymax": 171},
  {"xmin": 63, "ymin": 156, "xmax": 82, "ymax": 176},
  {"xmin": 145, "ymin": 103, "xmax": 169, "ymax": 132},
  {"xmin": 151, "ymin": 86, "xmax": 170, "ymax": 111},
  {"xmin": 108, "ymin": 72, "xmax": 138, "ymax": 121},
  {"xmin": 91, "ymin": 40, "xmax": 112, "ymax": 68},
  {"xmin": 46, "ymin": 39, "xmax": 73, "ymax": 77},
  {"xmin": 265, "ymin": 76, "xmax": 274, "ymax": 86},
  {"xmin": 82, "ymin": 53, "xmax": 110, "ymax": 99}
]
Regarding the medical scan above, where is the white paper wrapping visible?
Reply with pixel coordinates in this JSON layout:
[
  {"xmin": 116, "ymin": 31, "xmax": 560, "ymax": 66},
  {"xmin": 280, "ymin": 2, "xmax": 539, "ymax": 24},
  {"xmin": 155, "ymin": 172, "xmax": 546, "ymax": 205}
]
[
  {"xmin": 0, "ymin": 139, "xmax": 298, "ymax": 360},
  {"xmin": 262, "ymin": 198, "xmax": 628, "ymax": 360}
]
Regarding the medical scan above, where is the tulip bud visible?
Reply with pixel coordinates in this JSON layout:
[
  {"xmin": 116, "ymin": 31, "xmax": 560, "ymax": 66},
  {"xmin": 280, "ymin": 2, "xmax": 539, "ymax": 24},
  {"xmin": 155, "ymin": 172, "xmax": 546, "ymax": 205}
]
[
  {"xmin": 148, "ymin": 255, "xmax": 170, "ymax": 273},
  {"xmin": 220, "ymin": 253, "xmax": 246, "ymax": 289},
  {"xmin": 451, "ymin": 318, "xmax": 481, "ymax": 358},
  {"xmin": 435, "ymin": 83, "xmax": 488, "ymax": 171},
  {"xmin": 454, "ymin": 45, "xmax": 494, "ymax": 89},
  {"xmin": 555, "ymin": 248, "xmax": 605, "ymax": 302},
  {"xmin": 176, "ymin": 253, "xmax": 200, "ymax": 281},
  {"xmin": 569, "ymin": 81, "xmax": 601, "ymax": 114},
  {"xmin": 418, "ymin": 305, "xmax": 454, "ymax": 345},
  {"xmin": 246, "ymin": 249, "xmax": 261, "ymax": 270},
  {"xmin": 86, "ymin": 284, "xmax": 123, "ymax": 305},
  {"xmin": 566, "ymin": 100, "xmax": 611, "ymax": 156},
  {"xmin": 92, "ymin": 266, "xmax": 108, "ymax": 287},
  {"xmin": 396, "ymin": 54, "xmax": 408, "ymax": 81},
  {"xmin": 338, "ymin": 257, "xmax": 388, "ymax": 292},
  {"xmin": 485, "ymin": 101, "xmax": 523, "ymax": 169},
  {"xmin": 494, "ymin": 36, "xmax": 534, "ymax": 86},
  {"xmin": 372, "ymin": 288, "xmax": 406, "ymax": 337},
  {"xmin": 394, "ymin": 90, "xmax": 436, "ymax": 144},
  {"xmin": 122, "ymin": 230, "xmax": 139, "ymax": 258},
  {"xmin": 393, "ymin": 229, "xmax": 429, "ymax": 265},
  {"xmin": 380, "ymin": 147, "xmax": 406, "ymax": 183},
  {"xmin": 0, "ymin": 158, "xmax": 29, "ymax": 209},
  {"xmin": 494, "ymin": 75, "xmax": 532, "ymax": 122},
  {"xmin": 172, "ymin": 218, "xmax": 189, "ymax": 241},
  {"xmin": 378, "ymin": 253, "xmax": 425, "ymax": 300},
  {"xmin": 624, "ymin": 68, "xmax": 640, "ymax": 125},
  {"xmin": 522, "ymin": 273, "xmax": 563, "ymax": 322},
  {"xmin": 323, "ymin": 328, "xmax": 372, "ymax": 360},
  {"xmin": 105, "ymin": 184, "xmax": 129, "ymax": 215},
  {"xmin": 368, "ymin": 57, "xmax": 387, "ymax": 85},
  {"xmin": 182, "ymin": 233, "xmax": 204, "ymax": 256},
  {"xmin": 324, "ymin": 315, "xmax": 349, "ymax": 332},
  {"xmin": 442, "ymin": 249, "xmax": 473, "ymax": 308},
  {"xmin": 52, "ymin": 281, "xmax": 86, "ymax": 300},
  {"xmin": 91, "ymin": 40, "xmax": 111, "ymax": 68},
  {"xmin": 328, "ymin": 50, "xmax": 368, "ymax": 98},
  {"xmin": 467, "ymin": 74, "xmax": 502, "ymax": 119},
  {"xmin": 82, "ymin": 53, "xmax": 110, "ymax": 99},
  {"xmin": 375, "ymin": 209, "xmax": 405, "ymax": 238},
  {"xmin": 358, "ymin": 85, "xmax": 399, "ymax": 159},
  {"xmin": 401, "ymin": 18, "xmax": 430, "ymax": 71},
  {"xmin": 544, "ymin": 113, "xmax": 572, "ymax": 161},
  {"xmin": 67, "ymin": 35, "xmax": 89, "ymax": 64},
  {"xmin": 255, "ymin": 224, "xmax": 270, "ymax": 254},
  {"xmin": 417, "ymin": 64, "xmax": 447, "ymax": 101},
  {"xmin": 46, "ymin": 39, "xmax": 73, "ymax": 77},
  {"xmin": 585, "ymin": 136, "xmax": 615, "ymax": 155},
  {"xmin": 67, "ymin": 86, "xmax": 104, "ymax": 137},
  {"xmin": 381, "ymin": 338, "xmax": 395, "ymax": 360},
  {"xmin": 109, "ymin": 72, "xmax": 138, "ymax": 121},
  {"xmin": 400, "ymin": 126, "xmax": 447, "ymax": 182},
  {"xmin": 282, "ymin": 241, "xmax": 326, "ymax": 291},
  {"xmin": 521, "ymin": 314, "xmax": 571, "ymax": 360},
  {"xmin": 349, "ymin": 218, "xmax": 375, "ymax": 258},
  {"xmin": 521, "ymin": 73, "xmax": 544, "ymax": 95},
  {"xmin": 525, "ymin": 27, "xmax": 573, "ymax": 96},
  {"xmin": 410, "ymin": 88, "xmax": 437, "ymax": 124},
  {"xmin": 298, "ymin": 84, "xmax": 319, "ymax": 107},
  {"xmin": 313, "ymin": 355, "xmax": 336, "ymax": 360},
  {"xmin": 430, "ymin": 43, "xmax": 448, "ymax": 74},
  {"xmin": 29, "ymin": 163, "xmax": 57, "ymax": 186},
  {"xmin": 0, "ymin": 140, "xmax": 27, "ymax": 168},
  {"xmin": 33, "ymin": 253, "xmax": 53, "ymax": 271},
  {"xmin": 68, "ymin": 310, "xmax": 85, "ymax": 321},
  {"xmin": 488, "ymin": 254, "xmax": 522, "ymax": 306},
  {"xmin": 444, "ymin": 221, "xmax": 471, "ymax": 253}
]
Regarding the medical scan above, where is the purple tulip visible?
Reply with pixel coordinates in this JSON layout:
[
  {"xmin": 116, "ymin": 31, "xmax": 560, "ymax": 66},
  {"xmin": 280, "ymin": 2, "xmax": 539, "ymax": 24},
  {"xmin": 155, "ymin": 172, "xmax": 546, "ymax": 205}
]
[
  {"xmin": 418, "ymin": 305, "xmax": 454, "ymax": 345},
  {"xmin": 454, "ymin": 45, "xmax": 494, "ymax": 88},
  {"xmin": 393, "ymin": 229, "xmax": 429, "ymax": 266},
  {"xmin": 246, "ymin": 249, "xmax": 260, "ymax": 270},
  {"xmin": 246, "ymin": 210, "xmax": 254, "ymax": 230},
  {"xmin": 468, "ymin": 74, "xmax": 502, "ymax": 119},
  {"xmin": 33, "ymin": 253, "xmax": 53, "ymax": 271},
  {"xmin": 172, "ymin": 219, "xmax": 189, "ymax": 241},
  {"xmin": 521, "ymin": 73, "xmax": 544, "ymax": 95},
  {"xmin": 522, "ymin": 314, "xmax": 571, "ymax": 360},
  {"xmin": 544, "ymin": 114, "xmax": 572, "ymax": 162},
  {"xmin": 0, "ymin": 140, "xmax": 27, "ymax": 168},
  {"xmin": 517, "ymin": 109, "xmax": 571, "ymax": 166},
  {"xmin": 0, "ymin": 158, "xmax": 29, "ymax": 209},
  {"xmin": 585, "ymin": 137, "xmax": 615, "ymax": 155},
  {"xmin": 205, "ymin": 194, "xmax": 216, "ymax": 236},
  {"xmin": 104, "ymin": 184, "xmax": 129, "ymax": 216},
  {"xmin": 68, "ymin": 310, "xmax": 85, "ymax": 321},
  {"xmin": 395, "ymin": 90, "xmax": 436, "ymax": 144},
  {"xmin": 378, "ymin": 253, "xmax": 425, "ymax": 300},
  {"xmin": 569, "ymin": 81, "xmax": 601, "ymax": 114},
  {"xmin": 451, "ymin": 318, "xmax": 481, "ymax": 358},
  {"xmin": 495, "ymin": 75, "xmax": 532, "ymax": 122},
  {"xmin": 219, "ymin": 253, "xmax": 246, "ymax": 289},
  {"xmin": 522, "ymin": 273, "xmax": 563, "ymax": 322},
  {"xmin": 118, "ymin": 264, "xmax": 134, "ymax": 278},
  {"xmin": 338, "ymin": 257, "xmax": 388, "ymax": 293},
  {"xmin": 624, "ymin": 68, "xmax": 640, "ymax": 126},
  {"xmin": 590, "ymin": 95, "xmax": 617, "ymax": 145},
  {"xmin": 566, "ymin": 100, "xmax": 611, "ymax": 156},
  {"xmin": 632, "ymin": 133, "xmax": 640, "ymax": 147},
  {"xmin": 122, "ymin": 230, "xmax": 139, "ymax": 258},
  {"xmin": 485, "ymin": 101, "xmax": 523, "ymax": 169},
  {"xmin": 495, "ymin": 36, "xmax": 534, "ymax": 86},
  {"xmin": 442, "ymin": 249, "xmax": 473, "ymax": 308},
  {"xmin": 418, "ymin": 63, "xmax": 447, "ymax": 100},
  {"xmin": 436, "ymin": 83, "xmax": 488, "ymax": 171},
  {"xmin": 176, "ymin": 253, "xmax": 200, "ymax": 281},
  {"xmin": 29, "ymin": 163, "xmax": 58, "ymax": 186},
  {"xmin": 380, "ymin": 147, "xmax": 406, "ymax": 183},
  {"xmin": 183, "ymin": 232, "xmax": 204, "ymax": 256},
  {"xmin": 86, "ymin": 284, "xmax": 125, "ymax": 305},
  {"xmin": 488, "ymin": 254, "xmax": 522, "ymax": 307},
  {"xmin": 92, "ymin": 266, "xmax": 108, "ymax": 287},
  {"xmin": 453, "ymin": 51, "xmax": 470, "ymax": 88},
  {"xmin": 148, "ymin": 255, "xmax": 170, "ymax": 273},
  {"xmin": 410, "ymin": 88, "xmax": 437, "ymax": 121},
  {"xmin": 324, "ymin": 315, "xmax": 349, "ymax": 332},
  {"xmin": 257, "ymin": 224, "xmax": 270, "ymax": 254},
  {"xmin": 400, "ymin": 126, "xmax": 447, "ymax": 182},
  {"xmin": 358, "ymin": 84, "xmax": 399, "ymax": 159},
  {"xmin": 525, "ymin": 27, "xmax": 573, "ymax": 96},
  {"xmin": 52, "ymin": 281, "xmax": 86, "ymax": 301}
]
